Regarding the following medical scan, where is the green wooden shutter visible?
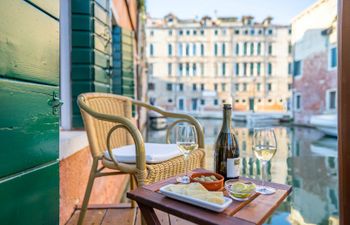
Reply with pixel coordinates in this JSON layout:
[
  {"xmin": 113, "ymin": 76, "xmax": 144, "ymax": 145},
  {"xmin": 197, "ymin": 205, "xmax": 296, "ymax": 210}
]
[
  {"xmin": 71, "ymin": 0, "xmax": 113, "ymax": 128},
  {"xmin": 0, "ymin": 1, "xmax": 59, "ymax": 224},
  {"xmin": 112, "ymin": 26, "xmax": 135, "ymax": 99}
]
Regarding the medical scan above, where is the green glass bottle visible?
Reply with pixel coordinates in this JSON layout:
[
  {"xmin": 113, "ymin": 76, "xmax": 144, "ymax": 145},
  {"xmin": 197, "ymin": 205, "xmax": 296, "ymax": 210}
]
[{"xmin": 214, "ymin": 104, "xmax": 240, "ymax": 180}]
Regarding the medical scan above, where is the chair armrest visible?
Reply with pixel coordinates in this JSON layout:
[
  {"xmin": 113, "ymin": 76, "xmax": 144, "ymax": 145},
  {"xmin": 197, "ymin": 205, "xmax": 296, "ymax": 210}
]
[
  {"xmin": 78, "ymin": 96, "xmax": 146, "ymax": 172},
  {"xmin": 132, "ymin": 100, "xmax": 205, "ymax": 148}
]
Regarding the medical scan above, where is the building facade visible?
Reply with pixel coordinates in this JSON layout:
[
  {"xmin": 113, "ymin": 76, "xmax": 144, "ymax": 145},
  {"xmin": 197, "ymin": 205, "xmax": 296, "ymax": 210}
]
[
  {"xmin": 291, "ymin": 0, "xmax": 337, "ymax": 125},
  {"xmin": 146, "ymin": 14, "xmax": 292, "ymax": 114}
]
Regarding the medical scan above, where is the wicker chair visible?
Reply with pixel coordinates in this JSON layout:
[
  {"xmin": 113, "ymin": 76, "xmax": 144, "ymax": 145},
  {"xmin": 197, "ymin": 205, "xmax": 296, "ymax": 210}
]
[{"xmin": 76, "ymin": 93, "xmax": 205, "ymax": 225}]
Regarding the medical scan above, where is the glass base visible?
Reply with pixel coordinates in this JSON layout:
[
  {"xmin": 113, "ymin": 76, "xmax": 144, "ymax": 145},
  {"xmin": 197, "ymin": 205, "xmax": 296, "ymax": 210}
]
[
  {"xmin": 176, "ymin": 176, "xmax": 190, "ymax": 184},
  {"xmin": 256, "ymin": 185, "xmax": 276, "ymax": 195}
]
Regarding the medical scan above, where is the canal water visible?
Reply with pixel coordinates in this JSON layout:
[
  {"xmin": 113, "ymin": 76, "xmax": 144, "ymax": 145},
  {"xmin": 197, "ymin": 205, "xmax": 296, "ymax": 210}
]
[{"xmin": 146, "ymin": 118, "xmax": 339, "ymax": 225}]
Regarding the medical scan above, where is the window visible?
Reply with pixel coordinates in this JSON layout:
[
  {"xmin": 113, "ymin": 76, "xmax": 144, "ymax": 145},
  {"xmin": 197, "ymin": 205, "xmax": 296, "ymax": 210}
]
[
  {"xmin": 243, "ymin": 83, "xmax": 247, "ymax": 91},
  {"xmin": 294, "ymin": 93, "xmax": 301, "ymax": 110},
  {"xmin": 178, "ymin": 43, "xmax": 183, "ymax": 56},
  {"xmin": 235, "ymin": 83, "xmax": 239, "ymax": 91},
  {"xmin": 168, "ymin": 30, "xmax": 173, "ymax": 36},
  {"xmin": 186, "ymin": 43, "xmax": 190, "ymax": 56},
  {"xmin": 222, "ymin": 29, "xmax": 227, "ymax": 35},
  {"xmin": 293, "ymin": 60, "xmax": 302, "ymax": 77},
  {"xmin": 235, "ymin": 43, "xmax": 240, "ymax": 55},
  {"xmin": 268, "ymin": 29, "xmax": 273, "ymax": 35},
  {"xmin": 243, "ymin": 42, "xmax": 247, "ymax": 55},
  {"xmin": 214, "ymin": 30, "xmax": 218, "ymax": 35},
  {"xmin": 250, "ymin": 63, "xmax": 254, "ymax": 76},
  {"xmin": 168, "ymin": 98, "xmax": 173, "ymax": 103},
  {"xmin": 200, "ymin": 99, "xmax": 205, "ymax": 105},
  {"xmin": 257, "ymin": 43, "xmax": 261, "ymax": 55},
  {"xmin": 288, "ymin": 83, "xmax": 292, "ymax": 90},
  {"xmin": 288, "ymin": 62, "xmax": 292, "ymax": 75},
  {"xmin": 244, "ymin": 30, "xmax": 248, "ymax": 35},
  {"xmin": 192, "ymin": 84, "xmax": 197, "ymax": 91},
  {"xmin": 200, "ymin": 44, "xmax": 204, "ymax": 56},
  {"xmin": 326, "ymin": 90, "xmax": 337, "ymax": 111},
  {"xmin": 257, "ymin": 62, "xmax": 261, "ymax": 76},
  {"xmin": 222, "ymin": 43, "xmax": 226, "ymax": 56},
  {"xmin": 178, "ymin": 63, "xmax": 183, "ymax": 76},
  {"xmin": 214, "ymin": 83, "xmax": 218, "ymax": 91},
  {"xmin": 250, "ymin": 29, "xmax": 255, "ymax": 35},
  {"xmin": 250, "ymin": 43, "xmax": 254, "ymax": 55},
  {"xmin": 193, "ymin": 63, "xmax": 197, "ymax": 76},
  {"xmin": 148, "ymin": 63, "xmax": 153, "ymax": 75},
  {"xmin": 234, "ymin": 29, "xmax": 240, "ymax": 34},
  {"xmin": 179, "ymin": 83, "xmax": 184, "ymax": 91},
  {"xmin": 235, "ymin": 63, "xmax": 240, "ymax": 76},
  {"xmin": 200, "ymin": 63, "xmax": 204, "ymax": 76},
  {"xmin": 222, "ymin": 83, "xmax": 226, "ymax": 91},
  {"xmin": 186, "ymin": 30, "xmax": 190, "ymax": 35},
  {"xmin": 267, "ymin": 83, "xmax": 272, "ymax": 91},
  {"xmin": 179, "ymin": 30, "xmax": 183, "ymax": 35},
  {"xmin": 243, "ymin": 63, "xmax": 247, "ymax": 76},
  {"xmin": 193, "ymin": 30, "xmax": 197, "ymax": 35},
  {"xmin": 329, "ymin": 46, "xmax": 337, "ymax": 69},
  {"xmin": 214, "ymin": 43, "xmax": 218, "ymax": 56},
  {"xmin": 268, "ymin": 63, "xmax": 272, "ymax": 76},
  {"xmin": 200, "ymin": 83, "xmax": 205, "ymax": 91},
  {"xmin": 148, "ymin": 82, "xmax": 155, "ymax": 90},
  {"xmin": 214, "ymin": 99, "xmax": 219, "ymax": 105},
  {"xmin": 149, "ymin": 44, "xmax": 154, "ymax": 56},
  {"xmin": 258, "ymin": 29, "xmax": 263, "ymax": 35},
  {"xmin": 186, "ymin": 63, "xmax": 190, "ymax": 76},
  {"xmin": 268, "ymin": 44, "xmax": 272, "ymax": 55},
  {"xmin": 178, "ymin": 98, "xmax": 185, "ymax": 111},
  {"xmin": 200, "ymin": 30, "xmax": 204, "ymax": 35},
  {"xmin": 256, "ymin": 83, "xmax": 261, "ymax": 91},
  {"xmin": 166, "ymin": 83, "xmax": 172, "ymax": 91},
  {"xmin": 222, "ymin": 63, "xmax": 226, "ymax": 76},
  {"xmin": 168, "ymin": 63, "xmax": 172, "ymax": 76},
  {"xmin": 288, "ymin": 42, "xmax": 292, "ymax": 54},
  {"xmin": 150, "ymin": 30, "xmax": 154, "ymax": 36},
  {"xmin": 193, "ymin": 43, "xmax": 197, "ymax": 56},
  {"xmin": 168, "ymin": 44, "xmax": 172, "ymax": 56}
]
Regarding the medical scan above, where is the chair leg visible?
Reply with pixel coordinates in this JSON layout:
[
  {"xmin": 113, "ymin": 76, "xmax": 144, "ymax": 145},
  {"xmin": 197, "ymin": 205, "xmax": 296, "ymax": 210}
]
[
  {"xmin": 77, "ymin": 158, "xmax": 99, "ymax": 225},
  {"xmin": 130, "ymin": 174, "xmax": 137, "ymax": 208}
]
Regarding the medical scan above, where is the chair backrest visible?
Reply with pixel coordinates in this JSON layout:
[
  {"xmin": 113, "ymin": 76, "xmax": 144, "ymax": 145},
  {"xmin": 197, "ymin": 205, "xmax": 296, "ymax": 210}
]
[{"xmin": 77, "ymin": 93, "xmax": 134, "ymax": 158}]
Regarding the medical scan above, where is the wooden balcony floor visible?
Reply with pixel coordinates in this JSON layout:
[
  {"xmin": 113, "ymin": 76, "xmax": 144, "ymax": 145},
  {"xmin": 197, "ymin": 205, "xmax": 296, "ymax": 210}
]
[{"xmin": 65, "ymin": 204, "xmax": 196, "ymax": 225}]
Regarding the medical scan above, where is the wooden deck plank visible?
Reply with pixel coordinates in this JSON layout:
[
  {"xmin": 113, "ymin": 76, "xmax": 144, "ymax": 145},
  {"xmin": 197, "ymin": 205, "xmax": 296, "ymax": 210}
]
[
  {"xmin": 101, "ymin": 208, "xmax": 136, "ymax": 225},
  {"xmin": 66, "ymin": 209, "xmax": 106, "ymax": 225}
]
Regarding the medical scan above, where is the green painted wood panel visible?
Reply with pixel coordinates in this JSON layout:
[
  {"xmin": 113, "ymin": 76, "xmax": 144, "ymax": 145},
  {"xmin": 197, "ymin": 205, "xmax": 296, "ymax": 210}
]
[
  {"xmin": 71, "ymin": 1, "xmax": 109, "ymax": 26},
  {"xmin": 72, "ymin": 49, "xmax": 109, "ymax": 68},
  {"xmin": 72, "ymin": 65, "xmax": 110, "ymax": 84},
  {"xmin": 0, "ymin": 79, "xmax": 59, "ymax": 178},
  {"xmin": 72, "ymin": 32, "xmax": 111, "ymax": 54},
  {"xmin": 0, "ymin": 1, "xmax": 59, "ymax": 85},
  {"xmin": 72, "ymin": 16, "xmax": 110, "ymax": 38},
  {"xmin": 0, "ymin": 162, "xmax": 59, "ymax": 225},
  {"xmin": 27, "ymin": 0, "xmax": 60, "ymax": 19},
  {"xmin": 72, "ymin": 81, "xmax": 111, "ymax": 97}
]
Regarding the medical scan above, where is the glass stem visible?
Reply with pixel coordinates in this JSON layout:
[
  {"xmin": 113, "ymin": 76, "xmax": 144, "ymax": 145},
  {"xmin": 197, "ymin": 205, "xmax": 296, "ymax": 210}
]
[
  {"xmin": 184, "ymin": 154, "xmax": 189, "ymax": 177},
  {"xmin": 262, "ymin": 161, "xmax": 267, "ymax": 188}
]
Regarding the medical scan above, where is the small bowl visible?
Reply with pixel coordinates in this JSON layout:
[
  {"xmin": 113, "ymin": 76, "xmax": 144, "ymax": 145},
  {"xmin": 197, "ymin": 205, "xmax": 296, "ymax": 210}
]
[
  {"xmin": 225, "ymin": 180, "xmax": 256, "ymax": 201},
  {"xmin": 190, "ymin": 172, "xmax": 224, "ymax": 191}
]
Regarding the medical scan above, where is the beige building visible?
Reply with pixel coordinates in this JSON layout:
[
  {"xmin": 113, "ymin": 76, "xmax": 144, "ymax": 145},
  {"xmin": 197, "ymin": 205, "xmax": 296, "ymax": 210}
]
[{"xmin": 146, "ymin": 14, "xmax": 292, "ymax": 114}]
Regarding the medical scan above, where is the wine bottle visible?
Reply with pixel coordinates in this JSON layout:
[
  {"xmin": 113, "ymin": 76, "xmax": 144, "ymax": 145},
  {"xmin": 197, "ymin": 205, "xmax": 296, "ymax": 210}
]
[{"xmin": 214, "ymin": 104, "xmax": 240, "ymax": 180}]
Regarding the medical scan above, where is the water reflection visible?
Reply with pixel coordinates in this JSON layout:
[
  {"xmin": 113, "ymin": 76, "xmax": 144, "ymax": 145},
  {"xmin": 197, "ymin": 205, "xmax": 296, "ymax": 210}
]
[{"xmin": 146, "ymin": 119, "xmax": 339, "ymax": 225}]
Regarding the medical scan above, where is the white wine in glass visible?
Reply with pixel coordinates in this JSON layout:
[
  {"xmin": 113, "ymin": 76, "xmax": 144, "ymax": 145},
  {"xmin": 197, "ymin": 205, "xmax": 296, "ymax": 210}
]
[
  {"xmin": 253, "ymin": 128, "xmax": 277, "ymax": 195},
  {"xmin": 176, "ymin": 124, "xmax": 198, "ymax": 184}
]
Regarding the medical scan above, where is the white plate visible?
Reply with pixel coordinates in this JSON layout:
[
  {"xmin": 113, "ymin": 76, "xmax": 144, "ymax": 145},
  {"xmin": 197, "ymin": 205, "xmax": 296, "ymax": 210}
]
[{"xmin": 159, "ymin": 184, "xmax": 232, "ymax": 212}]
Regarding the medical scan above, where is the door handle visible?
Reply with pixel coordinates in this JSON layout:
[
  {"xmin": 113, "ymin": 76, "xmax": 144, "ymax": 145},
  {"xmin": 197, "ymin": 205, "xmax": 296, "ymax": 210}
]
[{"xmin": 48, "ymin": 92, "xmax": 63, "ymax": 115}]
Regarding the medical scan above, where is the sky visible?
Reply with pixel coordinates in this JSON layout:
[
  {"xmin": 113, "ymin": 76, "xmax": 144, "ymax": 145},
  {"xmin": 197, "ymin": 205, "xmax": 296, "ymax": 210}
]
[{"xmin": 146, "ymin": 0, "xmax": 318, "ymax": 24}]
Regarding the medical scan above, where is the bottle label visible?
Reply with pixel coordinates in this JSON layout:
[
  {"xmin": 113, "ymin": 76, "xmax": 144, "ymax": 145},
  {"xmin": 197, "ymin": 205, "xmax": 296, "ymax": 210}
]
[{"xmin": 227, "ymin": 158, "xmax": 240, "ymax": 178}]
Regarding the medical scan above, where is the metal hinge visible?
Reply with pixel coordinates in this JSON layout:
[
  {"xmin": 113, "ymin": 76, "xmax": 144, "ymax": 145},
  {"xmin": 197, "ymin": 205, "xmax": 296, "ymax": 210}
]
[{"xmin": 48, "ymin": 92, "xmax": 63, "ymax": 115}]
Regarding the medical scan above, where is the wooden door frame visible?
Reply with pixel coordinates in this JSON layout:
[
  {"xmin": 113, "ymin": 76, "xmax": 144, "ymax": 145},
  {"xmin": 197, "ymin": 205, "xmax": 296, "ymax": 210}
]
[{"xmin": 338, "ymin": 0, "xmax": 349, "ymax": 224}]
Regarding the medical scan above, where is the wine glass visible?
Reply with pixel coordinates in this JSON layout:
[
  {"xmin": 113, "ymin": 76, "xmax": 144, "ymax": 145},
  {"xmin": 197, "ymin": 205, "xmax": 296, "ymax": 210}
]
[
  {"xmin": 252, "ymin": 128, "xmax": 277, "ymax": 195},
  {"xmin": 176, "ymin": 124, "xmax": 198, "ymax": 184}
]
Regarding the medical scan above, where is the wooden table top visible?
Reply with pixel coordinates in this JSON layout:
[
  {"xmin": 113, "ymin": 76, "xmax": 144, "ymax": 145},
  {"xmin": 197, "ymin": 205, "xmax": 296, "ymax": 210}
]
[{"xmin": 127, "ymin": 169, "xmax": 292, "ymax": 225}]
